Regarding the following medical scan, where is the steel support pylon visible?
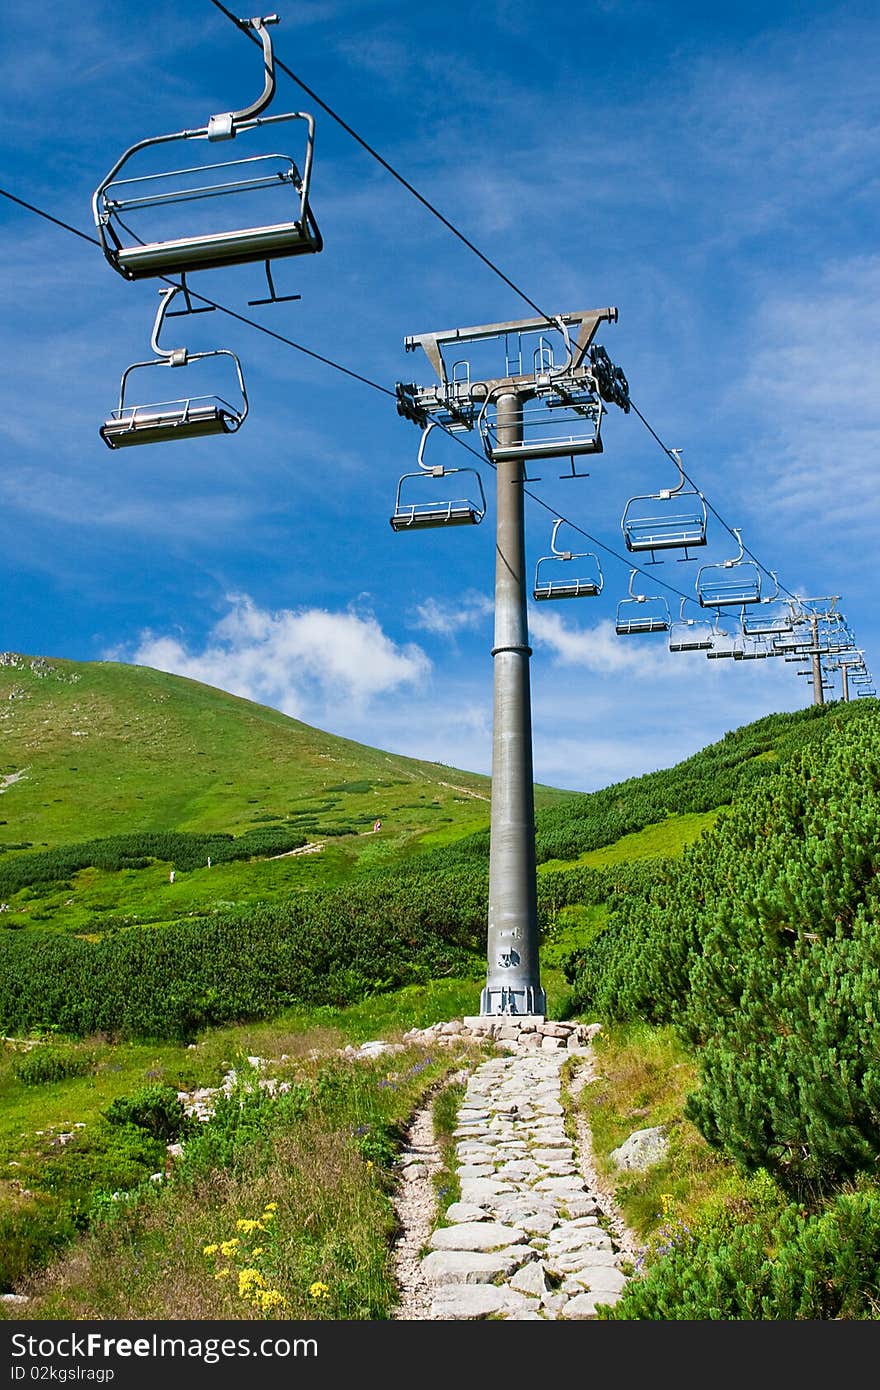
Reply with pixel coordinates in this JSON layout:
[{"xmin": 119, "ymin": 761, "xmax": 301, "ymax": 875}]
[{"xmin": 481, "ymin": 391, "xmax": 545, "ymax": 1016}]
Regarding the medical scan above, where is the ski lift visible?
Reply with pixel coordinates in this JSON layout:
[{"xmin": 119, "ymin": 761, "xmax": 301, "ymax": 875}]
[
  {"xmin": 532, "ymin": 520, "xmax": 603, "ymax": 600},
  {"xmin": 740, "ymin": 577, "xmax": 795, "ymax": 637},
  {"xmin": 668, "ymin": 597, "xmax": 714, "ymax": 652},
  {"xmin": 477, "ymin": 324, "xmax": 604, "ymax": 471},
  {"xmin": 390, "ymin": 421, "xmax": 487, "ymax": 531},
  {"xmin": 100, "ymin": 285, "xmax": 248, "ymax": 448},
  {"xmin": 733, "ymin": 637, "xmax": 773, "ymax": 660},
  {"xmin": 621, "ymin": 449, "xmax": 708, "ymax": 564},
  {"xmin": 696, "ymin": 529, "xmax": 762, "ymax": 607},
  {"xmin": 857, "ymin": 686, "xmax": 877, "ymax": 698},
  {"xmin": 705, "ymin": 612, "xmax": 742, "ymax": 659},
  {"xmin": 615, "ymin": 569, "xmax": 671, "ymax": 635},
  {"xmin": 92, "ymin": 16, "xmax": 322, "ymax": 295},
  {"xmin": 733, "ymin": 606, "xmax": 774, "ymax": 658}
]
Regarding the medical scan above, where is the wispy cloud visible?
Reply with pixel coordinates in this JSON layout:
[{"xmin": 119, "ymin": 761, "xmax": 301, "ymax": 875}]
[
  {"xmin": 410, "ymin": 592, "xmax": 493, "ymax": 637},
  {"xmin": 530, "ymin": 611, "xmax": 684, "ymax": 677},
  {"xmin": 737, "ymin": 256, "xmax": 880, "ymax": 532}
]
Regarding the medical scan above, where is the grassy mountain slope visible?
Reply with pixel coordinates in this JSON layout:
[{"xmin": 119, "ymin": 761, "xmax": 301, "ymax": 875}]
[
  {"xmin": 0, "ymin": 652, "xmax": 506, "ymax": 847},
  {"xmin": 0, "ymin": 652, "xmax": 570, "ymax": 931}
]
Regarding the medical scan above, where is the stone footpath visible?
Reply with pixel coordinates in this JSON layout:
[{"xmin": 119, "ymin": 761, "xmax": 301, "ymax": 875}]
[{"xmin": 392, "ymin": 1016, "xmax": 634, "ymax": 1320}]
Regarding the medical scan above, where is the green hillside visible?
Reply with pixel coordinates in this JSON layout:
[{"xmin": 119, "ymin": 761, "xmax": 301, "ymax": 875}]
[
  {"xmin": 0, "ymin": 652, "xmax": 503, "ymax": 846},
  {"xmin": 2, "ymin": 687, "xmax": 880, "ymax": 1318},
  {"xmin": 0, "ymin": 652, "xmax": 568, "ymax": 931}
]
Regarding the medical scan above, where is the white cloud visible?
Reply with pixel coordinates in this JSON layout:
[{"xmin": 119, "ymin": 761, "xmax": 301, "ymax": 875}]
[
  {"xmin": 737, "ymin": 256, "xmax": 880, "ymax": 531},
  {"xmin": 530, "ymin": 611, "xmax": 683, "ymax": 677},
  {"xmin": 117, "ymin": 594, "xmax": 431, "ymax": 723},
  {"xmin": 411, "ymin": 592, "xmax": 493, "ymax": 637}
]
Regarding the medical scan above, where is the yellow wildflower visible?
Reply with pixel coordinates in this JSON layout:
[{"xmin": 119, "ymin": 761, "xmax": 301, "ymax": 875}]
[
  {"xmin": 219, "ymin": 1238, "xmax": 240, "ymax": 1257},
  {"xmin": 251, "ymin": 1247, "xmax": 265, "ymax": 1258},
  {"xmin": 254, "ymin": 1289, "xmax": 286, "ymax": 1311},
  {"xmin": 309, "ymin": 1281, "xmax": 329, "ymax": 1300},
  {"xmin": 238, "ymin": 1268, "xmax": 267, "ymax": 1296},
  {"xmin": 214, "ymin": 1268, "xmax": 232, "ymax": 1280},
  {"xmin": 236, "ymin": 1218, "xmax": 263, "ymax": 1233},
  {"xmin": 202, "ymin": 1244, "xmax": 219, "ymax": 1256},
  {"xmin": 660, "ymin": 1193, "xmax": 675, "ymax": 1214},
  {"xmin": 263, "ymin": 1202, "xmax": 278, "ymax": 1212}
]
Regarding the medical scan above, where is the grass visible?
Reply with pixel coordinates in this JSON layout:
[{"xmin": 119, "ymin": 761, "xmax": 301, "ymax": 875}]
[
  {"xmin": 537, "ymin": 809, "xmax": 720, "ymax": 874},
  {"xmin": 3, "ymin": 1042, "xmax": 478, "ymax": 1320},
  {"xmin": 571, "ymin": 1021, "xmax": 746, "ymax": 1244}
]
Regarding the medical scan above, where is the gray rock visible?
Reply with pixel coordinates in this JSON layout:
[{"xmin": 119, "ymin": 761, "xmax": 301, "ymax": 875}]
[
  {"xmin": 430, "ymin": 1285, "xmax": 533, "ymax": 1319},
  {"xmin": 545, "ymin": 1247, "xmax": 622, "ymax": 1274},
  {"xmin": 444, "ymin": 1202, "xmax": 488, "ymax": 1223},
  {"xmin": 609, "ymin": 1126, "xmax": 669, "ymax": 1172},
  {"xmin": 420, "ymin": 1247, "xmax": 533, "ymax": 1285},
  {"xmin": 510, "ymin": 1260, "xmax": 552, "ymax": 1297},
  {"xmin": 429, "ymin": 1221, "xmax": 527, "ymax": 1252}
]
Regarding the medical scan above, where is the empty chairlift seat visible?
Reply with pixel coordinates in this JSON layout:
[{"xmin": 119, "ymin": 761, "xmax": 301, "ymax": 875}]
[
  {"xmin": 668, "ymin": 598, "xmax": 714, "ymax": 652},
  {"xmin": 390, "ymin": 421, "xmax": 486, "ymax": 531},
  {"xmin": 615, "ymin": 569, "xmax": 671, "ymax": 635},
  {"xmin": 100, "ymin": 286, "xmax": 248, "ymax": 449},
  {"xmin": 92, "ymin": 17, "xmax": 322, "ymax": 284},
  {"xmin": 479, "ymin": 385, "xmax": 604, "ymax": 466},
  {"xmin": 621, "ymin": 451, "xmax": 707, "ymax": 564},
  {"xmin": 532, "ymin": 519, "xmax": 603, "ymax": 600},
  {"xmin": 696, "ymin": 529, "xmax": 762, "ymax": 607}
]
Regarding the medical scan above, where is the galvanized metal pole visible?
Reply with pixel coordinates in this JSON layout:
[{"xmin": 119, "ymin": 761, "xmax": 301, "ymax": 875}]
[
  {"xmin": 810, "ymin": 614, "xmax": 824, "ymax": 706},
  {"xmin": 481, "ymin": 390, "xmax": 546, "ymax": 1017}
]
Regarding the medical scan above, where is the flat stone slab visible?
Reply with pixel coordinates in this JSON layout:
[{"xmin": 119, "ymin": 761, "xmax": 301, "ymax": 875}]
[
  {"xmin": 546, "ymin": 1228, "xmax": 615, "ymax": 1254},
  {"xmin": 562, "ymin": 1285, "xmax": 626, "ymax": 1318},
  {"xmin": 510, "ymin": 1260, "xmax": 552, "ymax": 1297},
  {"xmin": 458, "ymin": 1178, "xmax": 514, "ymax": 1202},
  {"xmin": 429, "ymin": 1222, "xmax": 527, "ymax": 1252},
  {"xmin": 420, "ymin": 1248, "xmax": 533, "ymax": 1286},
  {"xmin": 545, "ymin": 1248, "xmax": 623, "ymax": 1275},
  {"xmin": 562, "ymin": 1266, "xmax": 629, "ymax": 1297},
  {"xmin": 533, "ymin": 1176, "xmax": 589, "ymax": 1194},
  {"xmin": 556, "ymin": 1196, "xmax": 601, "ymax": 1219},
  {"xmin": 430, "ymin": 1285, "xmax": 534, "ymax": 1320},
  {"xmin": 444, "ymin": 1202, "xmax": 488, "ymax": 1224}
]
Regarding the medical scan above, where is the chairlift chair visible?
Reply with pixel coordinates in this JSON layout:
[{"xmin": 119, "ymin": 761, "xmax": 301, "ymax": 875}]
[
  {"xmin": 705, "ymin": 612, "xmax": 742, "ymax": 659},
  {"xmin": 477, "ymin": 325, "xmax": 604, "ymax": 469},
  {"xmin": 92, "ymin": 17, "xmax": 322, "ymax": 293},
  {"xmin": 734, "ymin": 640, "xmax": 772, "ymax": 660},
  {"xmin": 390, "ymin": 421, "xmax": 487, "ymax": 531},
  {"xmin": 615, "ymin": 569, "xmax": 671, "ymax": 635},
  {"xmin": 668, "ymin": 597, "xmax": 714, "ymax": 652},
  {"xmin": 100, "ymin": 286, "xmax": 248, "ymax": 448},
  {"xmin": 621, "ymin": 450, "xmax": 708, "ymax": 564},
  {"xmin": 740, "ymin": 578, "xmax": 796, "ymax": 637},
  {"xmin": 532, "ymin": 519, "xmax": 603, "ymax": 600},
  {"xmin": 696, "ymin": 529, "xmax": 762, "ymax": 607}
]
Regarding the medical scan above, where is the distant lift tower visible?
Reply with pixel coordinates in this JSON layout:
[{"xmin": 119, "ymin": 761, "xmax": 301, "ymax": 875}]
[{"xmin": 395, "ymin": 307, "xmax": 627, "ymax": 1015}]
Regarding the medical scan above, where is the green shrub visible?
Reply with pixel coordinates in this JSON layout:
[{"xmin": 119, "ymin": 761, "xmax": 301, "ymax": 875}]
[
  {"xmin": 601, "ymin": 1181, "xmax": 880, "ymax": 1320},
  {"xmin": 0, "ymin": 1195, "xmax": 77, "ymax": 1290},
  {"xmin": 12, "ymin": 1045, "xmax": 98, "ymax": 1086},
  {"xmin": 103, "ymin": 1084, "xmax": 192, "ymax": 1143}
]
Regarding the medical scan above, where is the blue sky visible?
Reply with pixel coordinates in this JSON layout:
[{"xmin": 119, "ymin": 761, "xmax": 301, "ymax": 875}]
[{"xmin": 1, "ymin": 0, "xmax": 878, "ymax": 792}]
